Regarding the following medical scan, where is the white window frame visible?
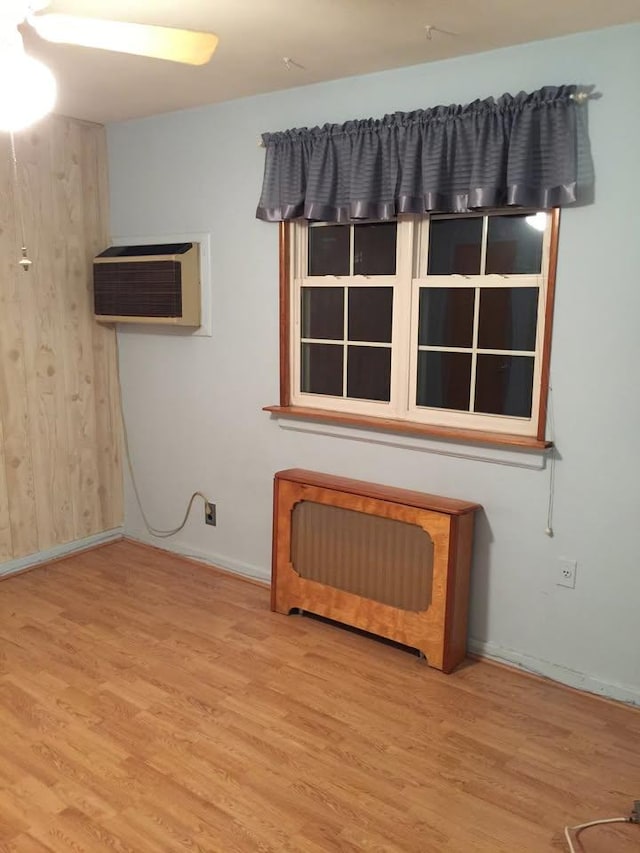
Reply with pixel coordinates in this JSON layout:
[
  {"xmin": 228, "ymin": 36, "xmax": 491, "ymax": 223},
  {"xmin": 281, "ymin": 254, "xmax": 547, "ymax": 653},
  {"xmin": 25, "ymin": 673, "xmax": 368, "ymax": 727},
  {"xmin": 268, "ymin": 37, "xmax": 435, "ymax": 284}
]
[
  {"xmin": 287, "ymin": 210, "xmax": 558, "ymax": 442},
  {"xmin": 291, "ymin": 220, "xmax": 414, "ymax": 418}
]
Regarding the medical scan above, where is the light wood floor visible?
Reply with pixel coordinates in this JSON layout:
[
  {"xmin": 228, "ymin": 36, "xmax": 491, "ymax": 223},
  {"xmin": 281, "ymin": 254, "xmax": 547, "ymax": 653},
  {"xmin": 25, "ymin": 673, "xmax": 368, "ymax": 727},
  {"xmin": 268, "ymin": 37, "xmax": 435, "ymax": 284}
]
[{"xmin": 0, "ymin": 541, "xmax": 638, "ymax": 853}]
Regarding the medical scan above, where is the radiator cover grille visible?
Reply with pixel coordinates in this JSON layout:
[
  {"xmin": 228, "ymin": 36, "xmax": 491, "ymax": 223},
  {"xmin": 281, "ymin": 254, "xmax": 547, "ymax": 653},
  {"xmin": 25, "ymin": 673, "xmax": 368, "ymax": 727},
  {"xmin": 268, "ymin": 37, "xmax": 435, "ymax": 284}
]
[{"xmin": 290, "ymin": 501, "xmax": 433, "ymax": 611}]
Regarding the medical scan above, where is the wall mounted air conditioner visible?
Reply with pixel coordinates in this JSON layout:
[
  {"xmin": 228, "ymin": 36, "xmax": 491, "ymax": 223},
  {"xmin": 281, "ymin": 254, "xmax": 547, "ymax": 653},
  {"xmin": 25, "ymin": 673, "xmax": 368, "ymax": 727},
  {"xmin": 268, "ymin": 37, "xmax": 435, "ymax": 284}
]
[{"xmin": 93, "ymin": 242, "xmax": 200, "ymax": 326}]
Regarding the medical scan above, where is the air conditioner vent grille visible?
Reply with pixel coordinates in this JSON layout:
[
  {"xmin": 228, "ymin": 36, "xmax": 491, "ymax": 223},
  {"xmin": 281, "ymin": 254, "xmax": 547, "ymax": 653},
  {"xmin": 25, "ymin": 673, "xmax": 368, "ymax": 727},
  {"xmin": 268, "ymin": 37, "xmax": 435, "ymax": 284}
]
[{"xmin": 94, "ymin": 260, "xmax": 181, "ymax": 318}]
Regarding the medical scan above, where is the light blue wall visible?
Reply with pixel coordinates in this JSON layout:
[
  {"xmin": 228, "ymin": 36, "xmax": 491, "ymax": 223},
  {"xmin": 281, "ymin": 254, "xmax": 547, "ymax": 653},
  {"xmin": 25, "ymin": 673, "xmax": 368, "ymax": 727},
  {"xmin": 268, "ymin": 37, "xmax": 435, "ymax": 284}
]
[{"xmin": 107, "ymin": 23, "xmax": 640, "ymax": 702}]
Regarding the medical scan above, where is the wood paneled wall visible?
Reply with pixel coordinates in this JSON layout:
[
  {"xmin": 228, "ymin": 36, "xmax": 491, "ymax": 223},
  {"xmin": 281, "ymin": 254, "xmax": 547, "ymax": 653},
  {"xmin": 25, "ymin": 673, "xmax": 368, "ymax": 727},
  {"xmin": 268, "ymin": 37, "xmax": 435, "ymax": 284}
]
[{"xmin": 0, "ymin": 116, "xmax": 122, "ymax": 562}]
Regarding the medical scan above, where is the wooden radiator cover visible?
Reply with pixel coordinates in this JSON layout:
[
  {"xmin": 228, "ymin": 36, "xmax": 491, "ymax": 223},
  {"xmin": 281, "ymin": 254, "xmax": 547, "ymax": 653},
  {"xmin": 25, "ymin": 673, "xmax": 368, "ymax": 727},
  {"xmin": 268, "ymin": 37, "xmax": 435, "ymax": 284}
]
[{"xmin": 271, "ymin": 469, "xmax": 481, "ymax": 673}]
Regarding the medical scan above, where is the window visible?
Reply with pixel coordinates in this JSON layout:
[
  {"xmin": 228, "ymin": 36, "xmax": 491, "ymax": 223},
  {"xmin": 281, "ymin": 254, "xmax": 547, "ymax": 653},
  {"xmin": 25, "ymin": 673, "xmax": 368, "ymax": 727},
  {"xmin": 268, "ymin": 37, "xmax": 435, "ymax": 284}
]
[{"xmin": 274, "ymin": 210, "xmax": 558, "ymax": 446}]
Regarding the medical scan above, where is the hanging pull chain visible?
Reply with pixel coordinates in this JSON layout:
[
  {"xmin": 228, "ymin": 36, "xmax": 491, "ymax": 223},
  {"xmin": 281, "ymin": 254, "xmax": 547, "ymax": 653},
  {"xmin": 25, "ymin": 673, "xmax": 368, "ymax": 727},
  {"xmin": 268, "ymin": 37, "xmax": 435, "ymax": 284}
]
[{"xmin": 9, "ymin": 131, "xmax": 32, "ymax": 271}]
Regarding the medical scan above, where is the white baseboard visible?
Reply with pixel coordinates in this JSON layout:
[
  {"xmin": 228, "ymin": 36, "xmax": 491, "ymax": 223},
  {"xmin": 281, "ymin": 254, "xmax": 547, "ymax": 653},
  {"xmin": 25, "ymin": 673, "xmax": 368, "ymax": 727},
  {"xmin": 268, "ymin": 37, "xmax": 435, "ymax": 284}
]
[
  {"xmin": 468, "ymin": 638, "xmax": 640, "ymax": 707},
  {"xmin": 91, "ymin": 533, "xmax": 638, "ymax": 707},
  {"xmin": 0, "ymin": 528, "xmax": 125, "ymax": 580},
  {"xmin": 125, "ymin": 533, "xmax": 270, "ymax": 584}
]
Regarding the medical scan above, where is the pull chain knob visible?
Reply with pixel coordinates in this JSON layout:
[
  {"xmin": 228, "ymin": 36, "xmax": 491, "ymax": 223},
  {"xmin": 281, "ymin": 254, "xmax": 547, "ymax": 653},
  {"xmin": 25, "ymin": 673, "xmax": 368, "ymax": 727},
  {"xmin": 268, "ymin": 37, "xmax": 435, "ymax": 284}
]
[{"xmin": 19, "ymin": 246, "xmax": 32, "ymax": 271}]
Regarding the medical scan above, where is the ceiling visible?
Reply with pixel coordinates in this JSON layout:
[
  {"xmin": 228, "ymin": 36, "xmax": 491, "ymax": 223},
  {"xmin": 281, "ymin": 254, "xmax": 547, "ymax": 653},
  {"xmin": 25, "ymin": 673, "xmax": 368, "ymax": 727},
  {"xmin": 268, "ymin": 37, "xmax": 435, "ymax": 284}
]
[{"xmin": 17, "ymin": 0, "xmax": 640, "ymax": 124}]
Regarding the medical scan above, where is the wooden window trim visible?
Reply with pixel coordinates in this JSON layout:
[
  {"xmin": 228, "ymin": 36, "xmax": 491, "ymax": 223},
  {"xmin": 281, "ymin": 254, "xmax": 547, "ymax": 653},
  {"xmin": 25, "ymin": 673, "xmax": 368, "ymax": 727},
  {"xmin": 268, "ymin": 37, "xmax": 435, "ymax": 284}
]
[
  {"xmin": 535, "ymin": 207, "xmax": 559, "ymax": 441},
  {"xmin": 278, "ymin": 222, "xmax": 291, "ymax": 407},
  {"xmin": 263, "ymin": 404, "xmax": 551, "ymax": 450},
  {"xmin": 269, "ymin": 213, "xmax": 559, "ymax": 450}
]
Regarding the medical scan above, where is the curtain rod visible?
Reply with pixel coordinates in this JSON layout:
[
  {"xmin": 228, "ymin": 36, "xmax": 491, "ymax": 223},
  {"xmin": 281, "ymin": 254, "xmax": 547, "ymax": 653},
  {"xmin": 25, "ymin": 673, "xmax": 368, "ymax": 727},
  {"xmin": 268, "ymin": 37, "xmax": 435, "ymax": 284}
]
[
  {"xmin": 570, "ymin": 92, "xmax": 589, "ymax": 103},
  {"xmin": 257, "ymin": 91, "xmax": 592, "ymax": 147}
]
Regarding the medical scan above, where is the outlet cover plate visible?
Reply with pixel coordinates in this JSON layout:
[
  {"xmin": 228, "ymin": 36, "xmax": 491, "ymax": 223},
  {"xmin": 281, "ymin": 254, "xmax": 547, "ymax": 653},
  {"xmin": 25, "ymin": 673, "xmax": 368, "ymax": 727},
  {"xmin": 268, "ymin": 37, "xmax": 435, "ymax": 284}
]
[
  {"xmin": 557, "ymin": 558, "xmax": 577, "ymax": 589},
  {"xmin": 205, "ymin": 502, "xmax": 216, "ymax": 526}
]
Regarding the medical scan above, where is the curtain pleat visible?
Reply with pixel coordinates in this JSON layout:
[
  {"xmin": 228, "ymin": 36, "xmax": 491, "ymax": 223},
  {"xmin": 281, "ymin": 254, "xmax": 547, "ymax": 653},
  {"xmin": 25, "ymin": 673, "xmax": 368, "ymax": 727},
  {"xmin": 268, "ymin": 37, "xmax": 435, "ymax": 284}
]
[{"xmin": 256, "ymin": 85, "xmax": 593, "ymax": 222}]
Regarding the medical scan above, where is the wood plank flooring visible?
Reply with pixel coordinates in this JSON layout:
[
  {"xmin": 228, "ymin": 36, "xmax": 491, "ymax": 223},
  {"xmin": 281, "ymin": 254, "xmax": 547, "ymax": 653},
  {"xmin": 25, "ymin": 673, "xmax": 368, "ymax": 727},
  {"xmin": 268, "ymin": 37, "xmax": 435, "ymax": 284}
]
[{"xmin": 0, "ymin": 540, "xmax": 638, "ymax": 852}]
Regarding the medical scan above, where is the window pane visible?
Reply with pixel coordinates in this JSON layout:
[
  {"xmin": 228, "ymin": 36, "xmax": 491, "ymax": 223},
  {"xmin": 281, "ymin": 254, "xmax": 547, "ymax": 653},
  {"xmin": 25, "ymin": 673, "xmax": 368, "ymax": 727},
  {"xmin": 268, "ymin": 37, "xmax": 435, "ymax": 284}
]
[
  {"xmin": 475, "ymin": 354, "xmax": 534, "ymax": 417},
  {"xmin": 308, "ymin": 225, "xmax": 350, "ymax": 276},
  {"xmin": 416, "ymin": 351, "xmax": 471, "ymax": 411},
  {"xmin": 486, "ymin": 214, "xmax": 544, "ymax": 274},
  {"xmin": 427, "ymin": 218, "xmax": 483, "ymax": 275},
  {"xmin": 301, "ymin": 287, "xmax": 344, "ymax": 340},
  {"xmin": 347, "ymin": 346, "xmax": 391, "ymax": 401},
  {"xmin": 418, "ymin": 287, "xmax": 474, "ymax": 348},
  {"xmin": 348, "ymin": 287, "xmax": 393, "ymax": 343},
  {"xmin": 301, "ymin": 343, "xmax": 343, "ymax": 396},
  {"xmin": 478, "ymin": 287, "xmax": 539, "ymax": 351},
  {"xmin": 353, "ymin": 223, "xmax": 397, "ymax": 275}
]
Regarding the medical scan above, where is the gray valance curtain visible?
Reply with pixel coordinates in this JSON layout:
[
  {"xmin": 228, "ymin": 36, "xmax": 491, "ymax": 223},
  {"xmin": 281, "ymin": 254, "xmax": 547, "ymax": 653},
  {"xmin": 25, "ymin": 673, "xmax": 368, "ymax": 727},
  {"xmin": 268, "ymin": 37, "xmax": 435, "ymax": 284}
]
[{"xmin": 256, "ymin": 85, "xmax": 593, "ymax": 222}]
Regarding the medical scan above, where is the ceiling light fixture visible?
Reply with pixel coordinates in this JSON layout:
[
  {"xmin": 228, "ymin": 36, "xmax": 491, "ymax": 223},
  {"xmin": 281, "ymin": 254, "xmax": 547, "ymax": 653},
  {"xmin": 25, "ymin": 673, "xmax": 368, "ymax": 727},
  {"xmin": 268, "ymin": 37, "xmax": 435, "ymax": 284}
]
[
  {"xmin": 0, "ymin": 30, "xmax": 56, "ymax": 132},
  {"xmin": 31, "ymin": 14, "xmax": 218, "ymax": 65}
]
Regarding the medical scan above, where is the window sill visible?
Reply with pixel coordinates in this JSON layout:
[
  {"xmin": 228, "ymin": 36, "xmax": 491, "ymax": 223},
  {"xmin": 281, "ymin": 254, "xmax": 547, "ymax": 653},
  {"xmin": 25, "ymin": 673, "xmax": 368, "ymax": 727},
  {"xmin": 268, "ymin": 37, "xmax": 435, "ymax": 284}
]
[{"xmin": 263, "ymin": 405, "xmax": 552, "ymax": 451}]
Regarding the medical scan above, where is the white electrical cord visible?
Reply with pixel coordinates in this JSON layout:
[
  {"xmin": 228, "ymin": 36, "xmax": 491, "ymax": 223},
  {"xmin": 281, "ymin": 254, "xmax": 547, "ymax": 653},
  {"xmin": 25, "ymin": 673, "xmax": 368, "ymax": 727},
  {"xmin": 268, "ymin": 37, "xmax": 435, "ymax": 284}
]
[
  {"xmin": 564, "ymin": 817, "xmax": 632, "ymax": 852},
  {"xmin": 114, "ymin": 331, "xmax": 212, "ymax": 538}
]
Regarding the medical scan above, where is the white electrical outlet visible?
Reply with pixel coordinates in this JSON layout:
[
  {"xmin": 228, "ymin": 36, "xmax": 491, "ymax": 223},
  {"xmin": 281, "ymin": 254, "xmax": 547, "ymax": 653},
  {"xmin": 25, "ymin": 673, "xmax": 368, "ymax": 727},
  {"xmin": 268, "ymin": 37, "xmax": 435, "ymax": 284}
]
[{"xmin": 557, "ymin": 558, "xmax": 577, "ymax": 589}]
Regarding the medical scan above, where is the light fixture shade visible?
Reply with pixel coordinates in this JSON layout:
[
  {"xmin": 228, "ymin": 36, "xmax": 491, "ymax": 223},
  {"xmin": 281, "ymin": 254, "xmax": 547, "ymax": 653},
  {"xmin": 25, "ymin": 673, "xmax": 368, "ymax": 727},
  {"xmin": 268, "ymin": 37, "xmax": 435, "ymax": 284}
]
[
  {"xmin": 0, "ymin": 53, "xmax": 57, "ymax": 132},
  {"xmin": 32, "ymin": 15, "xmax": 218, "ymax": 65}
]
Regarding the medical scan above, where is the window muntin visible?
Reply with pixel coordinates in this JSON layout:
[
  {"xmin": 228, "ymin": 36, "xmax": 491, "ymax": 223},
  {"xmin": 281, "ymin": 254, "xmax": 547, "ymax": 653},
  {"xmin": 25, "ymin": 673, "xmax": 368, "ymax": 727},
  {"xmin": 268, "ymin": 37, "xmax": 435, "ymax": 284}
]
[
  {"xmin": 477, "ymin": 288, "xmax": 539, "ymax": 351},
  {"xmin": 301, "ymin": 287, "xmax": 343, "ymax": 340},
  {"xmin": 408, "ymin": 212, "xmax": 548, "ymax": 433},
  {"xmin": 290, "ymin": 212, "xmax": 554, "ymax": 437},
  {"xmin": 414, "ymin": 285, "xmax": 540, "ymax": 416},
  {"xmin": 485, "ymin": 214, "xmax": 544, "ymax": 274},
  {"xmin": 294, "ymin": 222, "xmax": 401, "ymax": 412},
  {"xmin": 416, "ymin": 351, "xmax": 472, "ymax": 411},
  {"xmin": 418, "ymin": 287, "xmax": 475, "ymax": 348},
  {"xmin": 300, "ymin": 342, "xmax": 343, "ymax": 396},
  {"xmin": 308, "ymin": 225, "xmax": 350, "ymax": 276},
  {"xmin": 348, "ymin": 287, "xmax": 393, "ymax": 343},
  {"xmin": 353, "ymin": 222, "xmax": 397, "ymax": 275},
  {"xmin": 427, "ymin": 217, "xmax": 483, "ymax": 276},
  {"xmin": 299, "ymin": 284, "xmax": 394, "ymax": 403}
]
